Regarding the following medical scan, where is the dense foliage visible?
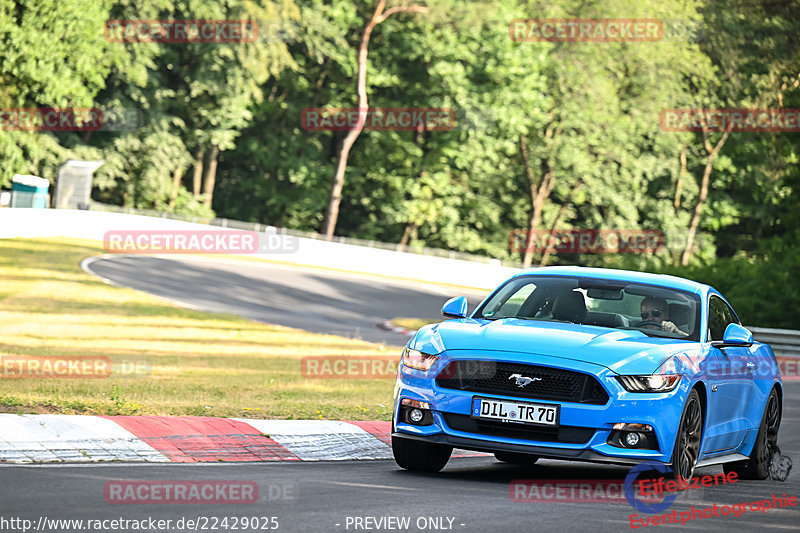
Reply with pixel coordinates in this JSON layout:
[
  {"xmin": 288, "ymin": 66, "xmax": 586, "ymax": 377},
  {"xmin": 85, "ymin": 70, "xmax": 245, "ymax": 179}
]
[{"xmin": 1, "ymin": 0, "xmax": 798, "ymax": 327}]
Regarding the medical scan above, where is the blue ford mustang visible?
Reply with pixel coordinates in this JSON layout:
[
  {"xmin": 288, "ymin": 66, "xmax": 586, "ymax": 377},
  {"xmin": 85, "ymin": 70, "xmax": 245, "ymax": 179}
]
[{"xmin": 392, "ymin": 266, "xmax": 783, "ymax": 481}]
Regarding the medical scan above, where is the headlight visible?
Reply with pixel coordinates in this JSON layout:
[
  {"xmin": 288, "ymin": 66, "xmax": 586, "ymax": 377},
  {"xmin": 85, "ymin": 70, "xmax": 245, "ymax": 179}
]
[
  {"xmin": 616, "ymin": 374, "xmax": 681, "ymax": 392},
  {"xmin": 402, "ymin": 347, "xmax": 439, "ymax": 371}
]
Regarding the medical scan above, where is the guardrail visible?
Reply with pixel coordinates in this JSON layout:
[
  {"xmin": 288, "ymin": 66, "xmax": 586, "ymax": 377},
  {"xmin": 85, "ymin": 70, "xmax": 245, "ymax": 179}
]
[
  {"xmin": 88, "ymin": 201, "xmax": 523, "ymax": 267},
  {"xmin": 749, "ymin": 327, "xmax": 800, "ymax": 358},
  {"xmin": 0, "ymin": 207, "xmax": 520, "ymax": 290}
]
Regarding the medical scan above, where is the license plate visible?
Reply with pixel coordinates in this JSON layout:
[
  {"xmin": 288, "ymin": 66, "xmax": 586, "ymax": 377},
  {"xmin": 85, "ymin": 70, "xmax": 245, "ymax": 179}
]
[{"xmin": 471, "ymin": 397, "xmax": 559, "ymax": 427}]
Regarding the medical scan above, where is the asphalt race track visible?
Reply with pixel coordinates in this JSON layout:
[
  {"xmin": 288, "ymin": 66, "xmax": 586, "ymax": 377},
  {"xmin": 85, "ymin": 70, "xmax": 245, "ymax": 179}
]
[
  {"xmin": 83, "ymin": 255, "xmax": 488, "ymax": 344},
  {"xmin": 1, "ymin": 409, "xmax": 798, "ymax": 533},
  {"xmin": 36, "ymin": 254, "xmax": 797, "ymax": 532}
]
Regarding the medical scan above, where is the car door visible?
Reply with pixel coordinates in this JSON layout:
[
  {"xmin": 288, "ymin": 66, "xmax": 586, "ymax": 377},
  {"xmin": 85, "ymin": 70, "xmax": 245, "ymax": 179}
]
[{"xmin": 703, "ymin": 295, "xmax": 754, "ymax": 453}]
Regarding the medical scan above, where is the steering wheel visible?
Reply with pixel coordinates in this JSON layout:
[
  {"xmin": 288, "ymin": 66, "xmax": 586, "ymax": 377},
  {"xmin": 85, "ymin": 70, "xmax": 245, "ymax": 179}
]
[{"xmin": 635, "ymin": 320, "xmax": 662, "ymax": 328}]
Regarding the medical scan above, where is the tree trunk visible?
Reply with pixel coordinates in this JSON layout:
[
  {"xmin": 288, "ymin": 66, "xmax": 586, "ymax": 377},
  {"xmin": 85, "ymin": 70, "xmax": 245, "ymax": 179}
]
[
  {"xmin": 192, "ymin": 146, "xmax": 204, "ymax": 196},
  {"xmin": 681, "ymin": 130, "xmax": 730, "ymax": 266},
  {"xmin": 321, "ymin": 0, "xmax": 428, "ymax": 240},
  {"xmin": 519, "ymin": 134, "xmax": 555, "ymax": 268},
  {"xmin": 202, "ymin": 144, "xmax": 220, "ymax": 207},
  {"xmin": 539, "ymin": 181, "xmax": 581, "ymax": 267},
  {"xmin": 397, "ymin": 222, "xmax": 417, "ymax": 252},
  {"xmin": 674, "ymin": 144, "xmax": 687, "ymax": 211},
  {"xmin": 169, "ymin": 166, "xmax": 183, "ymax": 208}
]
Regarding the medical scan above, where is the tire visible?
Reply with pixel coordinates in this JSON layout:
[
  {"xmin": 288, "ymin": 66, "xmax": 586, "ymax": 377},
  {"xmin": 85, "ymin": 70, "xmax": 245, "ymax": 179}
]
[
  {"xmin": 392, "ymin": 436, "xmax": 452, "ymax": 472},
  {"xmin": 494, "ymin": 452, "xmax": 539, "ymax": 465},
  {"xmin": 668, "ymin": 389, "xmax": 703, "ymax": 482},
  {"xmin": 724, "ymin": 388, "xmax": 781, "ymax": 480}
]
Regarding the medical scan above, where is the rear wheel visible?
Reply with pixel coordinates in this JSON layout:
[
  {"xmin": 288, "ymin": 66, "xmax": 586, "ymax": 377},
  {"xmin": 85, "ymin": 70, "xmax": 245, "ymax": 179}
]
[
  {"xmin": 724, "ymin": 388, "xmax": 781, "ymax": 480},
  {"xmin": 392, "ymin": 436, "xmax": 452, "ymax": 472},
  {"xmin": 494, "ymin": 452, "xmax": 539, "ymax": 465},
  {"xmin": 668, "ymin": 389, "xmax": 703, "ymax": 481}
]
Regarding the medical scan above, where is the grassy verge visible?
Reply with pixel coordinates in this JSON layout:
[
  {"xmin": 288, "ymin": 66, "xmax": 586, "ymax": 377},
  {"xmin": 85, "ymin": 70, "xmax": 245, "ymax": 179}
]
[
  {"xmin": 389, "ymin": 317, "xmax": 440, "ymax": 331},
  {"xmin": 0, "ymin": 238, "xmax": 399, "ymax": 420}
]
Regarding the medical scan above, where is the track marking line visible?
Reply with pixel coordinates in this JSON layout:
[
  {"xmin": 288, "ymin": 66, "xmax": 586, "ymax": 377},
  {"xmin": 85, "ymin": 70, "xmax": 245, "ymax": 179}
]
[{"xmin": 320, "ymin": 481, "xmax": 422, "ymax": 491}]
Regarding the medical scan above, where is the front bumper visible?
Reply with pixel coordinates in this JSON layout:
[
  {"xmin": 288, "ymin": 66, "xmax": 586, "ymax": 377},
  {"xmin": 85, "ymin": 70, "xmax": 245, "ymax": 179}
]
[
  {"xmin": 393, "ymin": 350, "xmax": 689, "ymax": 464},
  {"xmin": 391, "ymin": 431, "xmax": 648, "ymax": 466}
]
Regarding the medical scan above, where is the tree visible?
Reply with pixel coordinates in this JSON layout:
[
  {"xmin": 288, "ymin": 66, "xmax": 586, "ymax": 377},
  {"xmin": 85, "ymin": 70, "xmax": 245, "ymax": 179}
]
[
  {"xmin": 321, "ymin": 0, "xmax": 428, "ymax": 240},
  {"xmin": 89, "ymin": 0, "xmax": 300, "ymax": 214},
  {"xmin": 0, "ymin": 0, "xmax": 152, "ymax": 185},
  {"xmin": 675, "ymin": 0, "xmax": 800, "ymax": 264}
]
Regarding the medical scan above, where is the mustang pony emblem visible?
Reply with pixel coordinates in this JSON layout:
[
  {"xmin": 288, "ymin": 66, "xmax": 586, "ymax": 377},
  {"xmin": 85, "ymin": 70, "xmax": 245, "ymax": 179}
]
[{"xmin": 508, "ymin": 373, "xmax": 542, "ymax": 388}]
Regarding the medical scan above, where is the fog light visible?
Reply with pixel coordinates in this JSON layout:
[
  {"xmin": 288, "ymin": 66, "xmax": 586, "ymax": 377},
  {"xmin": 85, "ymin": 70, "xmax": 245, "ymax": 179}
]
[
  {"xmin": 409, "ymin": 408, "xmax": 424, "ymax": 423},
  {"xmin": 625, "ymin": 432, "xmax": 641, "ymax": 447}
]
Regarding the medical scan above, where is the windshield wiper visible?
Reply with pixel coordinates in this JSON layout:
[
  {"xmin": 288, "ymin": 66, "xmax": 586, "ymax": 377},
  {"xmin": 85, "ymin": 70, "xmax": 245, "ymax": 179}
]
[{"xmin": 482, "ymin": 316, "xmax": 574, "ymax": 323}]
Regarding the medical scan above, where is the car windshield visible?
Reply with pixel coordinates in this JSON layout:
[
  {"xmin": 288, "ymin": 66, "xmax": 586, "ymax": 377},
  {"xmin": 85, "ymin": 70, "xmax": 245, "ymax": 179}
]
[{"xmin": 476, "ymin": 275, "xmax": 701, "ymax": 341}]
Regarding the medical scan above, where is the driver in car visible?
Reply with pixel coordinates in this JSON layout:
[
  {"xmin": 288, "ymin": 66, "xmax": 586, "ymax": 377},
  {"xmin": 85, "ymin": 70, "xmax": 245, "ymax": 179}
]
[{"xmin": 640, "ymin": 296, "xmax": 688, "ymax": 336}]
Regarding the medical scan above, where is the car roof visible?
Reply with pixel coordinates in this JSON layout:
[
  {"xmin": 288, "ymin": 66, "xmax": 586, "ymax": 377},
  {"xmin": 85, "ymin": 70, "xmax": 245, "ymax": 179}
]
[{"xmin": 511, "ymin": 266, "xmax": 709, "ymax": 296}]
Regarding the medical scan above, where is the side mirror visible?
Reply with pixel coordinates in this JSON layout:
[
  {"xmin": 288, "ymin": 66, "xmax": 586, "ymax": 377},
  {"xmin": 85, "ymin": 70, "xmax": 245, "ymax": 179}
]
[
  {"xmin": 711, "ymin": 323, "xmax": 754, "ymax": 348},
  {"xmin": 441, "ymin": 296, "xmax": 468, "ymax": 319}
]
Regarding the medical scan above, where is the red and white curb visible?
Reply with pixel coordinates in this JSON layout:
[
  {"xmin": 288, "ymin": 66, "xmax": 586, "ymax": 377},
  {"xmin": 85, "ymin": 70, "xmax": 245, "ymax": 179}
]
[{"xmin": 0, "ymin": 414, "xmax": 484, "ymax": 464}]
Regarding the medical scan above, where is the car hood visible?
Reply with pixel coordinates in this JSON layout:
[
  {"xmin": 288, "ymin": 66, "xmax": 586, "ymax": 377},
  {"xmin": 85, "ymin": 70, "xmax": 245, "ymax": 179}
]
[{"xmin": 412, "ymin": 318, "xmax": 697, "ymax": 375}]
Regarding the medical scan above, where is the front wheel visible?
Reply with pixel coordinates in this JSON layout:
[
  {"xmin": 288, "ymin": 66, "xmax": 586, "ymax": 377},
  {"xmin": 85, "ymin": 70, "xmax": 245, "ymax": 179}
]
[
  {"xmin": 668, "ymin": 389, "xmax": 703, "ymax": 481},
  {"xmin": 724, "ymin": 388, "xmax": 781, "ymax": 480},
  {"xmin": 392, "ymin": 436, "xmax": 452, "ymax": 472}
]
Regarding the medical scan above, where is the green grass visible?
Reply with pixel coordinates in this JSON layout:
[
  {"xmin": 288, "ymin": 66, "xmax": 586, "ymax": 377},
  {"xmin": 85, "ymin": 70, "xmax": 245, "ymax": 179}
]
[
  {"xmin": 0, "ymin": 238, "xmax": 400, "ymax": 420},
  {"xmin": 390, "ymin": 317, "xmax": 441, "ymax": 331}
]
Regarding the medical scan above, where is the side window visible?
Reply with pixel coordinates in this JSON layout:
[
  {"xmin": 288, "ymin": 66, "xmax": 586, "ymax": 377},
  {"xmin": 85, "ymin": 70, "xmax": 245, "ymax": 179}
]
[
  {"xmin": 722, "ymin": 300, "xmax": 740, "ymax": 326},
  {"xmin": 708, "ymin": 295, "xmax": 734, "ymax": 341},
  {"xmin": 493, "ymin": 283, "xmax": 536, "ymax": 317}
]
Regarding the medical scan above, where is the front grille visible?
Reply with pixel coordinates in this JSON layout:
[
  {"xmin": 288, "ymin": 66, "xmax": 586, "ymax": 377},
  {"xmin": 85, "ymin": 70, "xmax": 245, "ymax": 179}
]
[
  {"xmin": 436, "ymin": 360, "xmax": 609, "ymax": 404},
  {"xmin": 443, "ymin": 413, "xmax": 595, "ymax": 444}
]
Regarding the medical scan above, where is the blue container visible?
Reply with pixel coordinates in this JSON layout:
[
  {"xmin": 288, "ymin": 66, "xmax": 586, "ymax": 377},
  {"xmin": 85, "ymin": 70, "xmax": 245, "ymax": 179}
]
[{"xmin": 11, "ymin": 175, "xmax": 49, "ymax": 208}]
